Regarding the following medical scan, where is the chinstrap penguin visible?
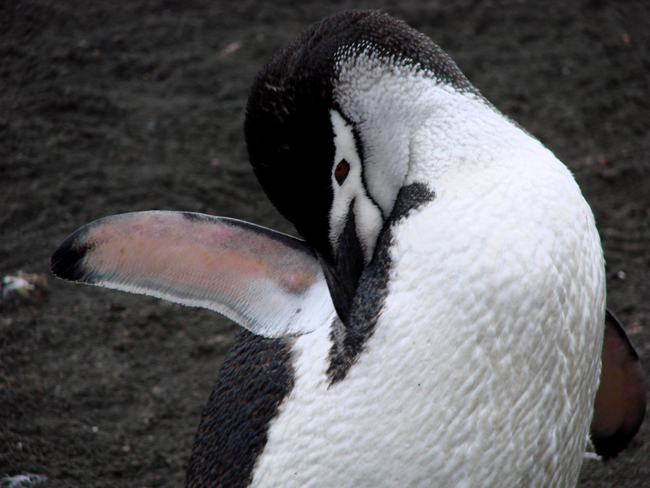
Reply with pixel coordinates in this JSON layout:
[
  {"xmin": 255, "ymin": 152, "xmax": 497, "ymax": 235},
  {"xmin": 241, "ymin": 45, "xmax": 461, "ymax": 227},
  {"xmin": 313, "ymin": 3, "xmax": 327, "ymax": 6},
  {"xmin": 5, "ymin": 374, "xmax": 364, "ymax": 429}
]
[{"xmin": 51, "ymin": 10, "xmax": 645, "ymax": 488}]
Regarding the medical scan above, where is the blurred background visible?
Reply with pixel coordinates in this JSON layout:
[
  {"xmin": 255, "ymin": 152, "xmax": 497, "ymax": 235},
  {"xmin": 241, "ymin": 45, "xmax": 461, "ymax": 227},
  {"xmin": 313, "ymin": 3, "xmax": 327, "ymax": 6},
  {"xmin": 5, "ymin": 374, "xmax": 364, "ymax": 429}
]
[{"xmin": 1, "ymin": 1, "xmax": 649, "ymax": 486}]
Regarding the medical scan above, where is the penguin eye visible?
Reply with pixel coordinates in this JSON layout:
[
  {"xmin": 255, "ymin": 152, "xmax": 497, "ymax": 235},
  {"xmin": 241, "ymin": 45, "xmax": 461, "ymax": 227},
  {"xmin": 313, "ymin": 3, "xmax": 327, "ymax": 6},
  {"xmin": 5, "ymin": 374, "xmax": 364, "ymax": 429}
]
[{"xmin": 334, "ymin": 159, "xmax": 350, "ymax": 186}]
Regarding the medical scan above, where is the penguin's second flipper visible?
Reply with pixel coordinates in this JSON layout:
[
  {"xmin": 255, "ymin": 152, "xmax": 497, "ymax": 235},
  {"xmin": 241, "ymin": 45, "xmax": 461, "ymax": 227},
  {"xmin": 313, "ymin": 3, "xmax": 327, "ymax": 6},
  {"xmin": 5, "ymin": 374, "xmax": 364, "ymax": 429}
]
[
  {"xmin": 51, "ymin": 211, "xmax": 336, "ymax": 338},
  {"xmin": 591, "ymin": 310, "xmax": 646, "ymax": 458}
]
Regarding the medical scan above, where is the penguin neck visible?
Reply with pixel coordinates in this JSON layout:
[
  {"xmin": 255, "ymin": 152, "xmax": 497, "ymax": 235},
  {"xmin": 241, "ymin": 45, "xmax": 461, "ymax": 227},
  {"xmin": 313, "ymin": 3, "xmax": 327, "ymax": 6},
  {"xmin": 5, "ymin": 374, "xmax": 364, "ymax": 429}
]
[{"xmin": 404, "ymin": 91, "xmax": 546, "ymax": 188}]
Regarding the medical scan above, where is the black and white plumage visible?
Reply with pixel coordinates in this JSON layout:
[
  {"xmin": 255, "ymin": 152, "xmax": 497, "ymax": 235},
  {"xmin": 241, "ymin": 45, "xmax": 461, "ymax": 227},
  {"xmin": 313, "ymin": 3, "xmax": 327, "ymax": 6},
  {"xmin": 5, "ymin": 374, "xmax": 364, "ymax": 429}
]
[{"xmin": 51, "ymin": 10, "xmax": 644, "ymax": 488}]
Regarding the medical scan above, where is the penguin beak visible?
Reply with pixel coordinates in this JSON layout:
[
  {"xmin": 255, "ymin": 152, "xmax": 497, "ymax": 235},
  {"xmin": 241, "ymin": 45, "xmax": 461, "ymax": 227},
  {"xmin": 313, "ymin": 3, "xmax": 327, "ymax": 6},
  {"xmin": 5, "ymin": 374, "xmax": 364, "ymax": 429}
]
[{"xmin": 317, "ymin": 202, "xmax": 365, "ymax": 326}]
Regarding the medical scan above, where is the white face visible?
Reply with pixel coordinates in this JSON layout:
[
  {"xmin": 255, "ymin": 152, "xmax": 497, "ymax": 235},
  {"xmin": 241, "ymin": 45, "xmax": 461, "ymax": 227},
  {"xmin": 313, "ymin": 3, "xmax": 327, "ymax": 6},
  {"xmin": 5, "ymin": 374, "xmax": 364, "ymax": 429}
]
[
  {"xmin": 327, "ymin": 50, "xmax": 524, "ymax": 268},
  {"xmin": 329, "ymin": 110, "xmax": 383, "ymax": 264}
]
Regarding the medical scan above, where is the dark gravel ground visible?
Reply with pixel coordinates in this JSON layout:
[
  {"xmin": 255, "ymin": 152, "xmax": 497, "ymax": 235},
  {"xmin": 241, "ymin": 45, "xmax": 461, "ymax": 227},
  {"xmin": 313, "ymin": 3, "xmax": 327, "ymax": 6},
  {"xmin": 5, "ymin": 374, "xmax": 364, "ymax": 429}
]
[{"xmin": 1, "ymin": 1, "xmax": 649, "ymax": 486}]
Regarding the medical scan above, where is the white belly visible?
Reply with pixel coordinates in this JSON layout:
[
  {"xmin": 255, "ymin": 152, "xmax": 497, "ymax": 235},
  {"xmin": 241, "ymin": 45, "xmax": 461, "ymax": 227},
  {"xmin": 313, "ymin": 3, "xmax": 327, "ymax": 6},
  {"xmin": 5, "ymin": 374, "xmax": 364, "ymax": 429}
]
[{"xmin": 251, "ymin": 157, "xmax": 605, "ymax": 488}]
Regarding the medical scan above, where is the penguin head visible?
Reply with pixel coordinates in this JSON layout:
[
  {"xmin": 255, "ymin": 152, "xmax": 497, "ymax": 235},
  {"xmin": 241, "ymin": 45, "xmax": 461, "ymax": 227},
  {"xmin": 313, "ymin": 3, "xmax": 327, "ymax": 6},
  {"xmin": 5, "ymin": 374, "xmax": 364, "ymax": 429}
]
[{"xmin": 244, "ymin": 10, "xmax": 481, "ymax": 322}]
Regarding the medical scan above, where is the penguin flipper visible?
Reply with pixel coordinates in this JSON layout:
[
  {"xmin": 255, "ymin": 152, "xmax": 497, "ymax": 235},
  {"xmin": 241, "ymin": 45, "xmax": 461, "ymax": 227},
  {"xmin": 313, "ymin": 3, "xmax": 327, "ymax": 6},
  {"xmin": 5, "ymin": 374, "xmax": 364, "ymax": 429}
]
[
  {"xmin": 51, "ymin": 211, "xmax": 335, "ymax": 338},
  {"xmin": 591, "ymin": 309, "xmax": 646, "ymax": 458}
]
